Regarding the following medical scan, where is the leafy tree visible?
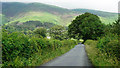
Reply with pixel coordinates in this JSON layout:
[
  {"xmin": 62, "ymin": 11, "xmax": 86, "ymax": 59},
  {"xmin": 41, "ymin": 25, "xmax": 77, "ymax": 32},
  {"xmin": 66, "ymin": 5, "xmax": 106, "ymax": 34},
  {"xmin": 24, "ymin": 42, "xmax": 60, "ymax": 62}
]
[
  {"xmin": 33, "ymin": 27, "xmax": 47, "ymax": 38},
  {"xmin": 68, "ymin": 12, "xmax": 105, "ymax": 43},
  {"xmin": 49, "ymin": 25, "xmax": 68, "ymax": 40},
  {"xmin": 111, "ymin": 17, "xmax": 120, "ymax": 36},
  {"xmin": 3, "ymin": 21, "xmax": 56, "ymax": 33}
]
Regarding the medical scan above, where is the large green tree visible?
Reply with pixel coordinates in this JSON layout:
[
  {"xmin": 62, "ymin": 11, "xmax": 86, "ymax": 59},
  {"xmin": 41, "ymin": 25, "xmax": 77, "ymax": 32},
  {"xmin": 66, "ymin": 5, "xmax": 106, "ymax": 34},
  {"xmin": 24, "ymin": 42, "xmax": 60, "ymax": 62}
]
[
  {"xmin": 49, "ymin": 25, "xmax": 68, "ymax": 40},
  {"xmin": 68, "ymin": 12, "xmax": 105, "ymax": 43},
  {"xmin": 33, "ymin": 27, "xmax": 47, "ymax": 38}
]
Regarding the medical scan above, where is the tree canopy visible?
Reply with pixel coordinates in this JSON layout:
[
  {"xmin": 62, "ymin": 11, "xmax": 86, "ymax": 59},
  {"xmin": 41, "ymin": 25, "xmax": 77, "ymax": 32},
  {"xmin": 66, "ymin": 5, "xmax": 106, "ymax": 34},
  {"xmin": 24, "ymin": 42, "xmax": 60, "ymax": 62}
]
[
  {"xmin": 68, "ymin": 12, "xmax": 105, "ymax": 42},
  {"xmin": 49, "ymin": 25, "xmax": 68, "ymax": 40},
  {"xmin": 33, "ymin": 27, "xmax": 47, "ymax": 38}
]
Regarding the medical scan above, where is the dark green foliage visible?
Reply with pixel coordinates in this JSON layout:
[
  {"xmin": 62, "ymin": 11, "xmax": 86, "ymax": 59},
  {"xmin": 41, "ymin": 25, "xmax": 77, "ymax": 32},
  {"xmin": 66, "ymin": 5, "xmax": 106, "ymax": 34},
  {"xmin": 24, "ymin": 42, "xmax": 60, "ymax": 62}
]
[
  {"xmin": 49, "ymin": 25, "xmax": 69, "ymax": 40},
  {"xmin": 2, "ymin": 30, "xmax": 77, "ymax": 67},
  {"xmin": 33, "ymin": 27, "xmax": 47, "ymax": 38},
  {"xmin": 3, "ymin": 21, "xmax": 56, "ymax": 33},
  {"xmin": 2, "ymin": 30, "xmax": 39, "ymax": 62},
  {"xmin": 84, "ymin": 40, "xmax": 119, "ymax": 66},
  {"xmin": 68, "ymin": 12, "xmax": 105, "ymax": 41},
  {"xmin": 104, "ymin": 24, "xmax": 112, "ymax": 34},
  {"xmin": 97, "ymin": 34, "xmax": 120, "ymax": 60},
  {"xmin": 111, "ymin": 20, "xmax": 120, "ymax": 35},
  {"xmin": 96, "ymin": 17, "xmax": 120, "ymax": 62}
]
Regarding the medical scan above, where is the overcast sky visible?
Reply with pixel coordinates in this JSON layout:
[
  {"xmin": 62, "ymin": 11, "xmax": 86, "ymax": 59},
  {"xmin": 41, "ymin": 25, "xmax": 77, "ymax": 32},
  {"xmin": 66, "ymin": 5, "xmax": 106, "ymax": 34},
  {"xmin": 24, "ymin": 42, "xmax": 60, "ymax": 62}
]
[{"xmin": 2, "ymin": 0, "xmax": 120, "ymax": 13}]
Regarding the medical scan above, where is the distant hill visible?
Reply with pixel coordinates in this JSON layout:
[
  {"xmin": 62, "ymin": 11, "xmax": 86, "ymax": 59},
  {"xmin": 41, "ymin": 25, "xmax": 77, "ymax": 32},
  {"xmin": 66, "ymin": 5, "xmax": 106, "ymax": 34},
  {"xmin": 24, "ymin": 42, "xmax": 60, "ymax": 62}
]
[
  {"xmin": 2, "ymin": 2, "xmax": 71, "ymax": 17},
  {"xmin": 2, "ymin": 2, "xmax": 118, "ymax": 26},
  {"xmin": 72, "ymin": 9, "xmax": 117, "ymax": 17},
  {"xmin": 72, "ymin": 9, "xmax": 118, "ymax": 24},
  {"xmin": 2, "ymin": 2, "xmax": 75, "ymax": 25}
]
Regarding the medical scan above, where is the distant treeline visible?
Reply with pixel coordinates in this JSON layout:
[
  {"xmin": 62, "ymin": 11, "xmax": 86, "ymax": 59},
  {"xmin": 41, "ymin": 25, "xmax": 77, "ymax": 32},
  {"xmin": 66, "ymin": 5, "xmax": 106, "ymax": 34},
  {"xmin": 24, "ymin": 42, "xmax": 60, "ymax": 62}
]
[{"xmin": 3, "ymin": 21, "xmax": 56, "ymax": 32}]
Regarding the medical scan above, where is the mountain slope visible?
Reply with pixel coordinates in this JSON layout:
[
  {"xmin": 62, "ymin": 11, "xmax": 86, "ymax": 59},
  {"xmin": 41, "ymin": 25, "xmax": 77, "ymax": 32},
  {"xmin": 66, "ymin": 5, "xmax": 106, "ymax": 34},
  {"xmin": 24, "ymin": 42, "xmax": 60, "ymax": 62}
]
[
  {"xmin": 2, "ymin": 2, "xmax": 71, "ymax": 17},
  {"xmin": 72, "ymin": 9, "xmax": 117, "ymax": 17},
  {"xmin": 2, "ymin": 2, "xmax": 75, "ymax": 25},
  {"xmin": 72, "ymin": 9, "xmax": 118, "ymax": 24},
  {"xmin": 2, "ymin": 2, "xmax": 118, "ymax": 26}
]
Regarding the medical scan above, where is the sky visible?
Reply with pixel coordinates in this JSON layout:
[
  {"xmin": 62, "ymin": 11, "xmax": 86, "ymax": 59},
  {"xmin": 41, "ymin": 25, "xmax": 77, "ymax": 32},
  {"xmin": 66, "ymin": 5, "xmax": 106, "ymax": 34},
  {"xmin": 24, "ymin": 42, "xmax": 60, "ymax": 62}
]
[{"xmin": 2, "ymin": 0, "xmax": 120, "ymax": 13}]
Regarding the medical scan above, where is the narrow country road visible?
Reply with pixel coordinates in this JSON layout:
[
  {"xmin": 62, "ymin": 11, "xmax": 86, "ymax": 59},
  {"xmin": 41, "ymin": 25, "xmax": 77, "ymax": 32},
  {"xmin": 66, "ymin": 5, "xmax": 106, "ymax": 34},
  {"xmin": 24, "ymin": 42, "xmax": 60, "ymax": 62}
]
[{"xmin": 41, "ymin": 44, "xmax": 93, "ymax": 66}]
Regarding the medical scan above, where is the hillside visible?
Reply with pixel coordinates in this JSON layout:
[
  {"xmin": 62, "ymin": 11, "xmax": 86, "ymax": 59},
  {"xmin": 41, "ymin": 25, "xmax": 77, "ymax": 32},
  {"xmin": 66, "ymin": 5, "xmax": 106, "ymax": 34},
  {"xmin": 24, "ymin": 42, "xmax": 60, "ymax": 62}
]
[
  {"xmin": 2, "ymin": 2, "xmax": 118, "ymax": 26},
  {"xmin": 72, "ymin": 9, "xmax": 118, "ymax": 24},
  {"xmin": 2, "ymin": 2, "xmax": 75, "ymax": 25},
  {"xmin": 2, "ymin": 2, "xmax": 71, "ymax": 17},
  {"xmin": 72, "ymin": 9, "xmax": 117, "ymax": 17}
]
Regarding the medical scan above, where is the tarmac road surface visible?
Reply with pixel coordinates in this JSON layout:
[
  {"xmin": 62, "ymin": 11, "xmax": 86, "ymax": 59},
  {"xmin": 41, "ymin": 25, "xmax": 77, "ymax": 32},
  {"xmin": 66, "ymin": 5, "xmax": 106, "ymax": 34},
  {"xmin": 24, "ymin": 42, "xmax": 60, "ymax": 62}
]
[{"xmin": 41, "ymin": 44, "xmax": 93, "ymax": 66}]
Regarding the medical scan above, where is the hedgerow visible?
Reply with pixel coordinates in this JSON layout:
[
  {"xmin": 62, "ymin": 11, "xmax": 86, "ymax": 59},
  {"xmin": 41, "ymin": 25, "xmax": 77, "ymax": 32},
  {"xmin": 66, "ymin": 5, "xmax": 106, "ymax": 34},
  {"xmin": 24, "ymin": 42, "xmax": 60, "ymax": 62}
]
[{"xmin": 2, "ymin": 30, "xmax": 77, "ymax": 67}]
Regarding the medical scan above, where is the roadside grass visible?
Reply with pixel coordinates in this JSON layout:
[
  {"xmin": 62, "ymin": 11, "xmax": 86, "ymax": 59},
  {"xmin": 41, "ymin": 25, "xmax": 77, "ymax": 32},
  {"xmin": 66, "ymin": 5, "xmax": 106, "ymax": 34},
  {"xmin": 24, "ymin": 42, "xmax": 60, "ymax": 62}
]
[
  {"xmin": 32, "ymin": 44, "xmax": 75, "ymax": 66},
  {"xmin": 84, "ymin": 40, "xmax": 119, "ymax": 66}
]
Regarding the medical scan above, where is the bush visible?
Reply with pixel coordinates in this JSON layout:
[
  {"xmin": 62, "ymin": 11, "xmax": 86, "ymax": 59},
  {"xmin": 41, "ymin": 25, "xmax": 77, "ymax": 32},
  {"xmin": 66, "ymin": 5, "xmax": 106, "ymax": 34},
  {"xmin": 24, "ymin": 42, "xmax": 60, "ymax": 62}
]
[
  {"xmin": 97, "ymin": 34, "xmax": 120, "ymax": 60},
  {"xmin": 2, "ymin": 31, "xmax": 37, "ymax": 62},
  {"xmin": 2, "ymin": 30, "xmax": 77, "ymax": 67},
  {"xmin": 84, "ymin": 40, "xmax": 119, "ymax": 66},
  {"xmin": 33, "ymin": 27, "xmax": 47, "ymax": 38},
  {"xmin": 49, "ymin": 25, "xmax": 68, "ymax": 40}
]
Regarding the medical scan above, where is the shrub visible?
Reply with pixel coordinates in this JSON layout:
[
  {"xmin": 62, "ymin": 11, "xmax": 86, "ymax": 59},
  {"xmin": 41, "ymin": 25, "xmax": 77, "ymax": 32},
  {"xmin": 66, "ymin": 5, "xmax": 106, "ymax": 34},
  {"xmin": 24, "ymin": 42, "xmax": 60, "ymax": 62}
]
[
  {"xmin": 84, "ymin": 40, "xmax": 119, "ymax": 66},
  {"xmin": 2, "ymin": 30, "xmax": 77, "ymax": 67},
  {"xmin": 97, "ymin": 34, "xmax": 120, "ymax": 60},
  {"xmin": 33, "ymin": 27, "xmax": 47, "ymax": 38}
]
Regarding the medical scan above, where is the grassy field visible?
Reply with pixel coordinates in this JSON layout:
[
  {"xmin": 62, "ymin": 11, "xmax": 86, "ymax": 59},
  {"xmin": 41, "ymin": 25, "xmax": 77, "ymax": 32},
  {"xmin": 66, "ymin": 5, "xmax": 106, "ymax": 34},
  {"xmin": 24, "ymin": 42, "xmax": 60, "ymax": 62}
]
[
  {"xmin": 7, "ymin": 12, "xmax": 61, "ymax": 25},
  {"xmin": 5, "ymin": 11, "xmax": 75, "ymax": 26},
  {"xmin": 84, "ymin": 40, "xmax": 119, "ymax": 66},
  {"xmin": 5, "ymin": 12, "xmax": 117, "ymax": 26}
]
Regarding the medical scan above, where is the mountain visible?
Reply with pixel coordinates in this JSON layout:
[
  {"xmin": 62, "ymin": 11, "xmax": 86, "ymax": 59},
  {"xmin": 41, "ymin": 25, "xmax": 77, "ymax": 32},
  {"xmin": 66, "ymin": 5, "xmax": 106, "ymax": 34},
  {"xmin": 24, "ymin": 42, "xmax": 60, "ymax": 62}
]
[
  {"xmin": 72, "ymin": 9, "xmax": 118, "ymax": 24},
  {"xmin": 2, "ymin": 2, "xmax": 118, "ymax": 26},
  {"xmin": 2, "ymin": 2, "xmax": 76, "ymax": 25},
  {"xmin": 72, "ymin": 9, "xmax": 117, "ymax": 17},
  {"xmin": 2, "ymin": 2, "xmax": 71, "ymax": 17}
]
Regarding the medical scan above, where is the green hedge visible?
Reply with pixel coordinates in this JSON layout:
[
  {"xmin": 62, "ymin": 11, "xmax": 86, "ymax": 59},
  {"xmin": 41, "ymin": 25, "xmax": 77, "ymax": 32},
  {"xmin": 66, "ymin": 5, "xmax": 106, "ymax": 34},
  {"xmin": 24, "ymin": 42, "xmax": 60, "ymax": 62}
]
[
  {"xmin": 2, "ymin": 30, "xmax": 77, "ymax": 67},
  {"xmin": 97, "ymin": 34, "xmax": 120, "ymax": 61},
  {"xmin": 85, "ymin": 39, "xmax": 120, "ymax": 66}
]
